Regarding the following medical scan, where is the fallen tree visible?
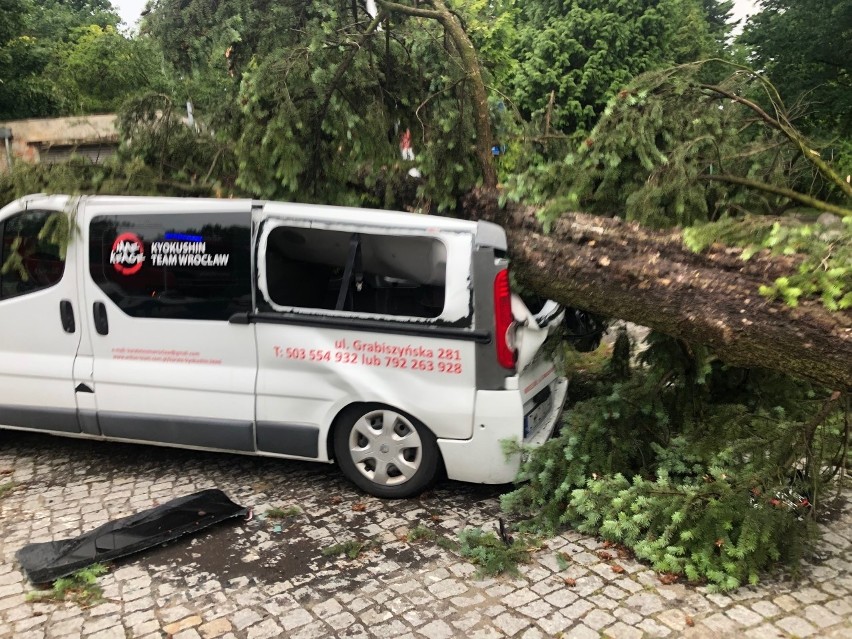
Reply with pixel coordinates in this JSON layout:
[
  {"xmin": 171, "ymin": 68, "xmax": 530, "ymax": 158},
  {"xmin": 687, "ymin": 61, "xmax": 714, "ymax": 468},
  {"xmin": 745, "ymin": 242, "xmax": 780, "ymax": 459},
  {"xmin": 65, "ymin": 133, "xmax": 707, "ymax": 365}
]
[{"xmin": 466, "ymin": 188, "xmax": 852, "ymax": 390}]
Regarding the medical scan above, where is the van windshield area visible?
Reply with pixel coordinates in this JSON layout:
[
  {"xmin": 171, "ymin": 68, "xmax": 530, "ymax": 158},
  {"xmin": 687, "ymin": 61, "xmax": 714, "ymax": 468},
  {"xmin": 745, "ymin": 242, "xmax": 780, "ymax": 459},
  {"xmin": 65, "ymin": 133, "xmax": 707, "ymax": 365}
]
[{"xmin": 264, "ymin": 226, "xmax": 447, "ymax": 319}]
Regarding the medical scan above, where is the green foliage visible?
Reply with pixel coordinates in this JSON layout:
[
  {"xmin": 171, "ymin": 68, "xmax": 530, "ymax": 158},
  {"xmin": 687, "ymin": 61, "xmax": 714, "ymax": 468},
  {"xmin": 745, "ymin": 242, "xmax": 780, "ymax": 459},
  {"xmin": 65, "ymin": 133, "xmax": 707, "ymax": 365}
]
[
  {"xmin": 138, "ymin": 0, "xmax": 492, "ymax": 209},
  {"xmin": 503, "ymin": 335, "xmax": 846, "ymax": 590},
  {"xmin": 511, "ymin": 60, "xmax": 851, "ymax": 230},
  {"xmin": 457, "ymin": 528, "xmax": 536, "ymax": 577},
  {"xmin": 50, "ymin": 26, "xmax": 166, "ymax": 114},
  {"xmin": 740, "ymin": 0, "xmax": 852, "ymax": 137},
  {"xmin": 509, "ymin": 0, "xmax": 723, "ymax": 137},
  {"xmin": 0, "ymin": 156, "xmax": 215, "ymax": 212},
  {"xmin": 684, "ymin": 214, "xmax": 852, "ymax": 310},
  {"xmin": 0, "ymin": 0, "xmax": 135, "ymax": 120},
  {"xmin": 118, "ymin": 93, "xmax": 237, "ymax": 190},
  {"xmin": 28, "ymin": 563, "xmax": 108, "ymax": 606}
]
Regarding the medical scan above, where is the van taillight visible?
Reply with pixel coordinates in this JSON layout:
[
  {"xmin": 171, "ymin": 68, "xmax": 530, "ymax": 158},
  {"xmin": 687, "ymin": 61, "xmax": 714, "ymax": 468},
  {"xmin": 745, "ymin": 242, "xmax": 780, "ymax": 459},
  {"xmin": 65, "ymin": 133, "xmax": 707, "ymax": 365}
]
[{"xmin": 493, "ymin": 269, "xmax": 516, "ymax": 369}]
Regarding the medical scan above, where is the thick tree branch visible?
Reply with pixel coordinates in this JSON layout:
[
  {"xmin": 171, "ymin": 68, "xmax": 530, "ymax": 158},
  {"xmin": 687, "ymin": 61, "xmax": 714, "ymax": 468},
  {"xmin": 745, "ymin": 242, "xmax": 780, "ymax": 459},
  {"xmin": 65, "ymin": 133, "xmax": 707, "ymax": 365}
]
[
  {"xmin": 700, "ymin": 83, "xmax": 852, "ymax": 199},
  {"xmin": 465, "ymin": 188, "xmax": 852, "ymax": 390},
  {"xmin": 701, "ymin": 174, "xmax": 852, "ymax": 217},
  {"xmin": 377, "ymin": 0, "xmax": 497, "ymax": 188}
]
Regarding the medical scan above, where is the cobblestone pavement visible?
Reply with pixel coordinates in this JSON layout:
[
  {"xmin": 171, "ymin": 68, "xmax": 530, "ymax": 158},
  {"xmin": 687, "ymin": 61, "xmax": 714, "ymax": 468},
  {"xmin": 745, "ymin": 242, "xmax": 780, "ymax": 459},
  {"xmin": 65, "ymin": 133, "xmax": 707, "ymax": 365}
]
[{"xmin": 1, "ymin": 432, "xmax": 851, "ymax": 639}]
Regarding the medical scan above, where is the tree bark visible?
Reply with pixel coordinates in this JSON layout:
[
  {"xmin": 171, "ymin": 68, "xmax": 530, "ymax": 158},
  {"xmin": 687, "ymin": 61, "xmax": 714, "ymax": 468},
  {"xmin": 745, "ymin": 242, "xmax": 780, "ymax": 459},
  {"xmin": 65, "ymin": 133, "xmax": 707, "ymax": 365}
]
[{"xmin": 465, "ymin": 189, "xmax": 852, "ymax": 390}]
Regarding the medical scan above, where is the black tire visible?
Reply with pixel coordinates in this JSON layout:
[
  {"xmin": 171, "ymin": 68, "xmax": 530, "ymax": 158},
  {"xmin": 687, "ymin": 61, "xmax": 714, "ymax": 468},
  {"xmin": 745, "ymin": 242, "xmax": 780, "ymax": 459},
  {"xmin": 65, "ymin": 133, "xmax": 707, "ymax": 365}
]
[{"xmin": 333, "ymin": 404, "xmax": 439, "ymax": 499}]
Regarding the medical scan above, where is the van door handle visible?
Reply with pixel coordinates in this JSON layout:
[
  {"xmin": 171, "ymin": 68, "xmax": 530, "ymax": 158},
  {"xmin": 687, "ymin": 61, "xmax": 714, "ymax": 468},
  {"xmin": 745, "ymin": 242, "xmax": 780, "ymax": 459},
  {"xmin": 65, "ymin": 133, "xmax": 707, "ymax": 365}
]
[
  {"xmin": 93, "ymin": 301, "xmax": 109, "ymax": 335},
  {"xmin": 59, "ymin": 299, "xmax": 75, "ymax": 333}
]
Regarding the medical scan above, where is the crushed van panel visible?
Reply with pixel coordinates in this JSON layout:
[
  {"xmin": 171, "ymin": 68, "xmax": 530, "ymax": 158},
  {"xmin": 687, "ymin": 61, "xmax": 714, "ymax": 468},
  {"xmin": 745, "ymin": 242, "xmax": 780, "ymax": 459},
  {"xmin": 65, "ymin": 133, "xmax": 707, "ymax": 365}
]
[{"xmin": 16, "ymin": 489, "xmax": 247, "ymax": 583}]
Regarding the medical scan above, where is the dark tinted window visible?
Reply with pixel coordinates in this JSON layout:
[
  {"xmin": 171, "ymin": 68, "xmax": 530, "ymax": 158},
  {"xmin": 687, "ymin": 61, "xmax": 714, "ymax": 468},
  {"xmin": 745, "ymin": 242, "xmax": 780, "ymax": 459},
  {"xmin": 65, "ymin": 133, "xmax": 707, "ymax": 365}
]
[
  {"xmin": 263, "ymin": 225, "xmax": 446, "ymax": 319},
  {"xmin": 90, "ymin": 213, "xmax": 251, "ymax": 320},
  {"xmin": 0, "ymin": 210, "xmax": 66, "ymax": 300}
]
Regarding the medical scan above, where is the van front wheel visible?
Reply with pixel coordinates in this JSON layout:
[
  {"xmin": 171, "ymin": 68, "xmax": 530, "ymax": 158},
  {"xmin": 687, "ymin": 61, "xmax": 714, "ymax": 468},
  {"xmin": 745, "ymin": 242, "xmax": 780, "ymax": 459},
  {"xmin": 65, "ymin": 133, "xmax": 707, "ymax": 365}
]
[{"xmin": 334, "ymin": 405, "xmax": 438, "ymax": 498}]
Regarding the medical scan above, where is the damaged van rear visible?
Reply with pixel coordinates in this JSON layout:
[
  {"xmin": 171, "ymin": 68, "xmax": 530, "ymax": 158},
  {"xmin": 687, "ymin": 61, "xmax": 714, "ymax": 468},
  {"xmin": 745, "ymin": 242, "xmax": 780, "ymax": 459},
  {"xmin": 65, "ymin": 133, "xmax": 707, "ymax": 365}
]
[{"xmin": 0, "ymin": 195, "xmax": 567, "ymax": 497}]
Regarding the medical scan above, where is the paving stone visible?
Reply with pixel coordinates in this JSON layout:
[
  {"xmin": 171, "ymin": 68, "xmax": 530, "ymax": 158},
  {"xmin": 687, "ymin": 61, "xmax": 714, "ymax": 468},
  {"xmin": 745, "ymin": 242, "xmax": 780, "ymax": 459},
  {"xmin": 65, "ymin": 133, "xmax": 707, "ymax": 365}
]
[
  {"xmin": 246, "ymin": 619, "xmax": 284, "ymax": 639},
  {"xmin": 802, "ymin": 603, "xmax": 844, "ymax": 629},
  {"xmin": 745, "ymin": 622, "xmax": 786, "ymax": 639},
  {"xmin": 637, "ymin": 618, "xmax": 672, "ymax": 637},
  {"xmin": 163, "ymin": 615, "xmax": 203, "ymax": 635},
  {"xmin": 281, "ymin": 607, "xmax": 317, "ymax": 631},
  {"xmin": 583, "ymin": 608, "xmax": 615, "ymax": 631},
  {"xmin": 87, "ymin": 625, "xmax": 128, "ymax": 639},
  {"xmin": 502, "ymin": 588, "xmax": 538, "ymax": 607},
  {"xmin": 198, "ymin": 617, "xmax": 233, "ymax": 639},
  {"xmin": 773, "ymin": 594, "xmax": 800, "ymax": 612},
  {"xmin": 624, "ymin": 591, "xmax": 665, "ymax": 615},
  {"xmin": 230, "ymin": 609, "xmax": 263, "ymax": 631},
  {"xmin": 792, "ymin": 587, "xmax": 830, "ymax": 604},
  {"xmin": 750, "ymin": 600, "xmax": 781, "ymax": 619},
  {"xmin": 491, "ymin": 611, "xmax": 531, "ymax": 635},
  {"xmin": 542, "ymin": 586, "xmax": 580, "ymax": 609},
  {"xmin": 517, "ymin": 598, "xmax": 554, "ymax": 620},
  {"xmin": 826, "ymin": 598, "xmax": 852, "ymax": 617},
  {"xmin": 775, "ymin": 615, "xmax": 818, "ymax": 637},
  {"xmin": 604, "ymin": 620, "xmax": 644, "ymax": 639},
  {"xmin": 417, "ymin": 619, "xmax": 456, "ymax": 639},
  {"xmin": 725, "ymin": 604, "xmax": 764, "ymax": 627},
  {"xmin": 82, "ymin": 615, "xmax": 122, "ymax": 634},
  {"xmin": 562, "ymin": 624, "xmax": 599, "ymax": 639},
  {"xmin": 536, "ymin": 611, "xmax": 571, "ymax": 635}
]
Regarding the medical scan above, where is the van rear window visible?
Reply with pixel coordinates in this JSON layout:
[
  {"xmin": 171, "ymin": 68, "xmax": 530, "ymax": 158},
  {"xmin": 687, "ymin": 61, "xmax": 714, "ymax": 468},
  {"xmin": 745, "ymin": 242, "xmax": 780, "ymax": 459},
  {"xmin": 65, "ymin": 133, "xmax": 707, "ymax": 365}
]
[
  {"xmin": 262, "ymin": 226, "xmax": 446, "ymax": 319},
  {"xmin": 89, "ymin": 213, "xmax": 251, "ymax": 321}
]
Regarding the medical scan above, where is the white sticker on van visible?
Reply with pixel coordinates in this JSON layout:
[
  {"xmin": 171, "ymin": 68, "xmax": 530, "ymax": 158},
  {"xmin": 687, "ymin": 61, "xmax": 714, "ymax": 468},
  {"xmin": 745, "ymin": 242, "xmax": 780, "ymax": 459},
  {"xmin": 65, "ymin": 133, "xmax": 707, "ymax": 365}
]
[
  {"xmin": 150, "ymin": 240, "xmax": 230, "ymax": 268},
  {"xmin": 110, "ymin": 233, "xmax": 232, "ymax": 273}
]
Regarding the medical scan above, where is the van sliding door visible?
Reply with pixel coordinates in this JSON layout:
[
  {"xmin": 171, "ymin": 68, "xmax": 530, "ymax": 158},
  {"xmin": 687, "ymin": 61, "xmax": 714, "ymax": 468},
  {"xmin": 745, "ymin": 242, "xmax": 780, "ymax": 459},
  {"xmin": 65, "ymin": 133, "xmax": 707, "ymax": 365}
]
[{"xmin": 81, "ymin": 200, "xmax": 258, "ymax": 451}]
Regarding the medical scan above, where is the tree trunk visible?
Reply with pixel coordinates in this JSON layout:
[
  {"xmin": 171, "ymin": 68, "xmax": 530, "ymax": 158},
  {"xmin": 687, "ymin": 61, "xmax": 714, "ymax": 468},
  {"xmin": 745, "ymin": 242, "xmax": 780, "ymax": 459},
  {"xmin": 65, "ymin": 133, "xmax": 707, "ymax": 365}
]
[
  {"xmin": 377, "ymin": 0, "xmax": 497, "ymax": 188},
  {"xmin": 465, "ymin": 189, "xmax": 852, "ymax": 390}
]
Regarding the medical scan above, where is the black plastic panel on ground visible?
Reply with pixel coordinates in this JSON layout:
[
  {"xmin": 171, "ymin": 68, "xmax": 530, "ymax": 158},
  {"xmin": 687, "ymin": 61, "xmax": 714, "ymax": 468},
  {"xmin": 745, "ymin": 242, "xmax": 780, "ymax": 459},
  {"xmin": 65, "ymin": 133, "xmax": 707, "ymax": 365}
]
[{"xmin": 16, "ymin": 489, "xmax": 248, "ymax": 583}]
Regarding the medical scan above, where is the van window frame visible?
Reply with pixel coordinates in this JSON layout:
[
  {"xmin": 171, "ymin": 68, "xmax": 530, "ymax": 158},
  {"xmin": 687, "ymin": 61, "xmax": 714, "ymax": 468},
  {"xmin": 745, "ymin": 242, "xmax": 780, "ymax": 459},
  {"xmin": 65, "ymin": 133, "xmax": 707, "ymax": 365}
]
[
  {"xmin": 88, "ymin": 211, "xmax": 253, "ymax": 321},
  {"xmin": 256, "ymin": 219, "xmax": 473, "ymax": 327},
  {"xmin": 0, "ymin": 208, "xmax": 67, "ymax": 302}
]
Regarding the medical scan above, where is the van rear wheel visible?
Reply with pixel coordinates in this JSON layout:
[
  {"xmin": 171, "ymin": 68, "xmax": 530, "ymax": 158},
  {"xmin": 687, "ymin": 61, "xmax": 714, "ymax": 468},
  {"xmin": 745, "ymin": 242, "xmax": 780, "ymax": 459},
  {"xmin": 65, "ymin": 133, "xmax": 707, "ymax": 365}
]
[{"xmin": 333, "ymin": 405, "xmax": 438, "ymax": 498}]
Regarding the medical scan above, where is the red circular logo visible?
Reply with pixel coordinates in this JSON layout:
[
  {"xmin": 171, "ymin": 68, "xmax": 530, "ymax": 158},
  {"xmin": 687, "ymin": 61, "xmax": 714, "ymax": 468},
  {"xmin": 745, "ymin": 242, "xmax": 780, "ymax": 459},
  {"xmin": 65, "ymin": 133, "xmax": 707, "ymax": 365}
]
[{"xmin": 110, "ymin": 232, "xmax": 146, "ymax": 276}]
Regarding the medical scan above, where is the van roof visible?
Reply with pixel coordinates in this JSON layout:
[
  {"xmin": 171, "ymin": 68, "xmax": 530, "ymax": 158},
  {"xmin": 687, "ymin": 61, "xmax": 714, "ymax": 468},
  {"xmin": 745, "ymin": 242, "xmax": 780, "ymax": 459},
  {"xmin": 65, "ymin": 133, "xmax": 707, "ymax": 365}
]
[{"xmin": 13, "ymin": 195, "xmax": 507, "ymax": 250}]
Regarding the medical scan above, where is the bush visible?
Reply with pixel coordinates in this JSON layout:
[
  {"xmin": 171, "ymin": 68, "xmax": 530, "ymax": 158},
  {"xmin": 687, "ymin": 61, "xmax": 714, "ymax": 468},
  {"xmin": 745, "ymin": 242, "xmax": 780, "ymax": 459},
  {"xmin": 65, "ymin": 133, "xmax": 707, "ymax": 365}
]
[{"xmin": 502, "ymin": 333, "xmax": 846, "ymax": 590}]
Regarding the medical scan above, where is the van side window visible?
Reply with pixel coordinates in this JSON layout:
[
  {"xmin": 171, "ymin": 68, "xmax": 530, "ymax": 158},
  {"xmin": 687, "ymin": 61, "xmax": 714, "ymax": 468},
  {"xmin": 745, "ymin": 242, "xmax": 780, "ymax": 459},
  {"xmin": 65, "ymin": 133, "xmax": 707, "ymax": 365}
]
[
  {"xmin": 264, "ymin": 226, "xmax": 446, "ymax": 319},
  {"xmin": 0, "ymin": 210, "xmax": 65, "ymax": 301},
  {"xmin": 89, "ymin": 213, "xmax": 252, "ymax": 321}
]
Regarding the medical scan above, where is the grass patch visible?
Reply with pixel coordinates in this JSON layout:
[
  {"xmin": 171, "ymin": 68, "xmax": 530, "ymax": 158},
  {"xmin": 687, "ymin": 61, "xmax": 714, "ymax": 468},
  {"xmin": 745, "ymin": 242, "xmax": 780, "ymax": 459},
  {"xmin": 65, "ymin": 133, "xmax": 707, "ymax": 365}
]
[
  {"xmin": 0, "ymin": 481, "xmax": 14, "ymax": 499},
  {"xmin": 458, "ymin": 528, "xmax": 539, "ymax": 577},
  {"xmin": 266, "ymin": 506, "xmax": 301, "ymax": 519},
  {"xmin": 27, "ymin": 563, "xmax": 108, "ymax": 606},
  {"xmin": 322, "ymin": 538, "xmax": 379, "ymax": 560},
  {"xmin": 407, "ymin": 525, "xmax": 437, "ymax": 542}
]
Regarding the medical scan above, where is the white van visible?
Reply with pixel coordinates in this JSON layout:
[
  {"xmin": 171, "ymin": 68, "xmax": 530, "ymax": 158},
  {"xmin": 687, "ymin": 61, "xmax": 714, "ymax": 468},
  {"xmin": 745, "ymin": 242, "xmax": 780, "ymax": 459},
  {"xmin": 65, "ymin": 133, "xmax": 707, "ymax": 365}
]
[{"xmin": 0, "ymin": 195, "xmax": 567, "ymax": 497}]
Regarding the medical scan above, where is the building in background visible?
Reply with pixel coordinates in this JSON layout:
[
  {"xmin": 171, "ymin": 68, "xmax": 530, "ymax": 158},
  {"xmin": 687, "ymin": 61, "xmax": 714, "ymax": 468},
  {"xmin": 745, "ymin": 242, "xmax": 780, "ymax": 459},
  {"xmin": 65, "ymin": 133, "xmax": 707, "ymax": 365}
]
[{"xmin": 0, "ymin": 115, "xmax": 118, "ymax": 173}]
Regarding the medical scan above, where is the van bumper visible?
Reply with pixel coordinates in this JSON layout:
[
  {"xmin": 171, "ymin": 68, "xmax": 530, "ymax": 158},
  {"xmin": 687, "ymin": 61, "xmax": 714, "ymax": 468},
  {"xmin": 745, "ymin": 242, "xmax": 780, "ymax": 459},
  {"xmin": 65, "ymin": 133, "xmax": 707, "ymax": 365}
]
[{"xmin": 437, "ymin": 375, "xmax": 568, "ymax": 484}]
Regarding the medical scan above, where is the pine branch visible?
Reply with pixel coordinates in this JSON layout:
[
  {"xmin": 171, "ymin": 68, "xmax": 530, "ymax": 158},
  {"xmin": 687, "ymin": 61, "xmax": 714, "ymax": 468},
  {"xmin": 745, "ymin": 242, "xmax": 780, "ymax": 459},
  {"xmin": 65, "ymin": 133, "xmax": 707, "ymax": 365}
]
[
  {"xmin": 700, "ymin": 174, "xmax": 852, "ymax": 217},
  {"xmin": 700, "ymin": 83, "xmax": 852, "ymax": 200}
]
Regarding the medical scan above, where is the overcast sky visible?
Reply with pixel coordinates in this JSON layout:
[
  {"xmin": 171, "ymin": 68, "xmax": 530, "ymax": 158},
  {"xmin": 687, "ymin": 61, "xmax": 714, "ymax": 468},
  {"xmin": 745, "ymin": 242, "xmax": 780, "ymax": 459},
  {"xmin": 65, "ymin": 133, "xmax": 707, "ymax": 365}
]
[{"xmin": 110, "ymin": 0, "xmax": 763, "ymax": 32}]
